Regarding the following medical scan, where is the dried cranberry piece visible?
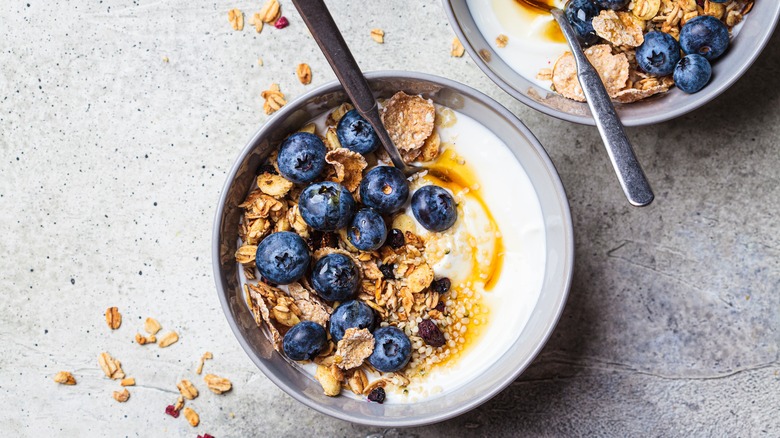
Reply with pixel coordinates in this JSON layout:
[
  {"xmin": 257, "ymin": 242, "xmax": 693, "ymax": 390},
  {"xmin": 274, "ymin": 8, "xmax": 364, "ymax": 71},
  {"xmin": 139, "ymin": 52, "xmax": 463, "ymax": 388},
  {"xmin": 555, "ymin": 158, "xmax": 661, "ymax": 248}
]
[
  {"xmin": 164, "ymin": 405, "xmax": 180, "ymax": 418},
  {"xmin": 367, "ymin": 387, "xmax": 386, "ymax": 403},
  {"xmin": 434, "ymin": 301, "xmax": 445, "ymax": 313},
  {"xmin": 387, "ymin": 228, "xmax": 405, "ymax": 249},
  {"xmin": 379, "ymin": 263, "xmax": 395, "ymax": 280},
  {"xmin": 431, "ymin": 277, "xmax": 451, "ymax": 294},
  {"xmin": 418, "ymin": 319, "xmax": 446, "ymax": 347},
  {"xmin": 197, "ymin": 434, "xmax": 215, "ymax": 438},
  {"xmin": 274, "ymin": 16, "xmax": 289, "ymax": 29},
  {"xmin": 261, "ymin": 276, "xmax": 278, "ymax": 287},
  {"xmin": 696, "ymin": 0, "xmax": 704, "ymax": 6}
]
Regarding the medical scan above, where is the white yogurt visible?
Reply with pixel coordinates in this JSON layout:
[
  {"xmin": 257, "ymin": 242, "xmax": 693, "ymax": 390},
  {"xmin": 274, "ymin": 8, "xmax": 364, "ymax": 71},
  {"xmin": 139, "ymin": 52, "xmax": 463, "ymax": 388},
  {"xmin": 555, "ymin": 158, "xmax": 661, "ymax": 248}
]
[
  {"xmin": 468, "ymin": 0, "xmax": 568, "ymax": 89},
  {"xmin": 239, "ymin": 105, "xmax": 547, "ymax": 403}
]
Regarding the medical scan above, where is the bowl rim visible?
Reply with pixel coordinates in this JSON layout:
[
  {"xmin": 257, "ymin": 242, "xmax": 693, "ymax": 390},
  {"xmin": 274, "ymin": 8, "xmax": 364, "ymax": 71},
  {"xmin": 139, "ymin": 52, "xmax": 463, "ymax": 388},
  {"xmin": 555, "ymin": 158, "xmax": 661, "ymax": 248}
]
[
  {"xmin": 212, "ymin": 71, "xmax": 575, "ymax": 427},
  {"xmin": 442, "ymin": 0, "xmax": 780, "ymax": 127}
]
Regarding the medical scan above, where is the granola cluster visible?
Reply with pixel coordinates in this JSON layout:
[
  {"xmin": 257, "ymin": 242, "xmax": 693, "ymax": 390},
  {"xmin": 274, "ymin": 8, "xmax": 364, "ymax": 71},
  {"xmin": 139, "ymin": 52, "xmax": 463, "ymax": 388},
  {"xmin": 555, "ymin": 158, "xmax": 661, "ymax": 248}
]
[
  {"xmin": 533, "ymin": 0, "xmax": 754, "ymax": 102},
  {"xmin": 237, "ymin": 92, "xmax": 491, "ymax": 400}
]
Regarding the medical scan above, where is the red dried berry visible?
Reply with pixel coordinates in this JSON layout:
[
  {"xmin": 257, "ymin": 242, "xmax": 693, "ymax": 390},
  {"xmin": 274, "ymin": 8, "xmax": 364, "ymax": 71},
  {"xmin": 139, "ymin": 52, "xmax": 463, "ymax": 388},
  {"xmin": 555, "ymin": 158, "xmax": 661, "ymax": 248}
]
[
  {"xmin": 434, "ymin": 301, "xmax": 445, "ymax": 313},
  {"xmin": 197, "ymin": 434, "xmax": 215, "ymax": 438},
  {"xmin": 379, "ymin": 263, "xmax": 395, "ymax": 280},
  {"xmin": 164, "ymin": 405, "xmax": 179, "ymax": 418},
  {"xmin": 367, "ymin": 387, "xmax": 385, "ymax": 403},
  {"xmin": 274, "ymin": 16, "xmax": 289, "ymax": 29},
  {"xmin": 418, "ymin": 319, "xmax": 446, "ymax": 347}
]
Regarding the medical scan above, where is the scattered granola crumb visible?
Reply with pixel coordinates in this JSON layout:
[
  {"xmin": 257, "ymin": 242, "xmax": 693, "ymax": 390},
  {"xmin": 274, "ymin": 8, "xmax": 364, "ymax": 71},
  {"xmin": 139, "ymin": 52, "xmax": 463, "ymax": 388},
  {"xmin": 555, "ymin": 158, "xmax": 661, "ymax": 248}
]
[
  {"xmin": 135, "ymin": 332, "xmax": 157, "ymax": 345},
  {"xmin": 112, "ymin": 388, "xmax": 130, "ymax": 403},
  {"xmin": 162, "ymin": 56, "xmax": 169, "ymax": 63},
  {"xmin": 261, "ymin": 83, "xmax": 286, "ymax": 115},
  {"xmin": 144, "ymin": 317, "xmax": 162, "ymax": 335},
  {"xmin": 451, "ymin": 37, "xmax": 465, "ymax": 57},
  {"xmin": 53, "ymin": 371, "xmax": 76, "ymax": 385},
  {"xmin": 105, "ymin": 307, "xmax": 121, "ymax": 330},
  {"xmin": 204, "ymin": 374, "xmax": 233, "ymax": 394},
  {"xmin": 228, "ymin": 8, "xmax": 244, "ymax": 31},
  {"xmin": 296, "ymin": 63, "xmax": 312, "ymax": 85},
  {"xmin": 370, "ymin": 28, "xmax": 385, "ymax": 44},
  {"xmin": 98, "ymin": 352, "xmax": 125, "ymax": 380},
  {"xmin": 274, "ymin": 16, "xmax": 289, "ymax": 29},
  {"xmin": 158, "ymin": 331, "xmax": 179, "ymax": 348},
  {"xmin": 120, "ymin": 377, "xmax": 135, "ymax": 386},
  {"xmin": 183, "ymin": 407, "xmax": 200, "ymax": 427},
  {"xmin": 248, "ymin": 13, "xmax": 264, "ymax": 33},
  {"xmin": 478, "ymin": 49, "xmax": 491, "ymax": 62},
  {"xmin": 196, "ymin": 351, "xmax": 213, "ymax": 375},
  {"xmin": 495, "ymin": 34, "xmax": 508, "ymax": 48},
  {"xmin": 258, "ymin": 0, "xmax": 281, "ymax": 23},
  {"xmin": 257, "ymin": 57, "xmax": 264, "ymax": 66},
  {"xmin": 174, "ymin": 395, "xmax": 185, "ymax": 411},
  {"xmin": 177, "ymin": 379, "xmax": 199, "ymax": 400}
]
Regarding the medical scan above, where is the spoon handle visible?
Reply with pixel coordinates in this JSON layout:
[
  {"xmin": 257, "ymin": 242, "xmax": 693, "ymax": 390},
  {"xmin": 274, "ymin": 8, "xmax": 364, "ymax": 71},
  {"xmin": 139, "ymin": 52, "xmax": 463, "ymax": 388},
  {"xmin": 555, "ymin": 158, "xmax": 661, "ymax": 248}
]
[
  {"xmin": 551, "ymin": 9, "xmax": 654, "ymax": 207},
  {"xmin": 291, "ymin": 0, "xmax": 410, "ymax": 172}
]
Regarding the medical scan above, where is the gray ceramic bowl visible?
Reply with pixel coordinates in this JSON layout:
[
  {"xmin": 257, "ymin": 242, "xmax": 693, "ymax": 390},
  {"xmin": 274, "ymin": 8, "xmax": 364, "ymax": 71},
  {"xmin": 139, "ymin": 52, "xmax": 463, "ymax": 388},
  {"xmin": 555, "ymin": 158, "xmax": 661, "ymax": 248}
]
[
  {"xmin": 213, "ymin": 71, "xmax": 574, "ymax": 427},
  {"xmin": 443, "ymin": 1, "xmax": 780, "ymax": 126}
]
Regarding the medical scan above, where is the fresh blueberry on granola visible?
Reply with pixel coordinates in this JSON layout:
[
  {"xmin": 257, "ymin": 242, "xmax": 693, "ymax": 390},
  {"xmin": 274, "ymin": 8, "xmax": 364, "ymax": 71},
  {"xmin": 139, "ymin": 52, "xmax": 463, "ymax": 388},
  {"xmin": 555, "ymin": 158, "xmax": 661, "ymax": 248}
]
[
  {"xmin": 347, "ymin": 208, "xmax": 387, "ymax": 251},
  {"xmin": 564, "ymin": 0, "xmax": 602, "ymax": 46},
  {"xmin": 674, "ymin": 54, "xmax": 712, "ymax": 94},
  {"xmin": 337, "ymin": 109, "xmax": 380, "ymax": 155},
  {"xmin": 359, "ymin": 166, "xmax": 410, "ymax": 215},
  {"xmin": 299, "ymin": 181, "xmax": 355, "ymax": 231},
  {"xmin": 283, "ymin": 321, "xmax": 328, "ymax": 361},
  {"xmin": 328, "ymin": 300, "xmax": 377, "ymax": 342},
  {"xmin": 636, "ymin": 31, "xmax": 682, "ymax": 77},
  {"xmin": 411, "ymin": 185, "xmax": 457, "ymax": 232},
  {"xmin": 311, "ymin": 253, "xmax": 361, "ymax": 302},
  {"xmin": 277, "ymin": 132, "xmax": 327, "ymax": 184},
  {"xmin": 680, "ymin": 15, "xmax": 730, "ymax": 61},
  {"xmin": 368, "ymin": 327, "xmax": 412, "ymax": 373},
  {"xmin": 255, "ymin": 232, "xmax": 310, "ymax": 285}
]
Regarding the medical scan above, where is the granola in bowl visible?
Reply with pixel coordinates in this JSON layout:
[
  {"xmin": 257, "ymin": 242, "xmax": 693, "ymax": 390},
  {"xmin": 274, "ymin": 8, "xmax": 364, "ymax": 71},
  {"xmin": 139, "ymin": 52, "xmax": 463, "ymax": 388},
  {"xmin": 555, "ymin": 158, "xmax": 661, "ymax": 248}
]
[
  {"xmin": 233, "ymin": 91, "xmax": 547, "ymax": 403},
  {"xmin": 467, "ymin": 0, "xmax": 754, "ymax": 103}
]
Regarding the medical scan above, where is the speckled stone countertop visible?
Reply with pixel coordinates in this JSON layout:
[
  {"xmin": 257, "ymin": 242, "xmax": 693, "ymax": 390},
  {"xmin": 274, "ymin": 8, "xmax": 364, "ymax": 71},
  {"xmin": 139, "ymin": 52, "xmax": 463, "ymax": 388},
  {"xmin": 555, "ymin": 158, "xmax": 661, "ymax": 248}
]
[{"xmin": 1, "ymin": 0, "xmax": 778, "ymax": 436}]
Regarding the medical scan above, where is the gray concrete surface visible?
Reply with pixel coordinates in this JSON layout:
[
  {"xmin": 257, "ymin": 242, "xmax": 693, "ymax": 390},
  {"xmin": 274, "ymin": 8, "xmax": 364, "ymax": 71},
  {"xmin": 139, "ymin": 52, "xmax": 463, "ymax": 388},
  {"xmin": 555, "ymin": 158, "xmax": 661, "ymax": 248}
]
[{"xmin": 1, "ymin": 0, "xmax": 778, "ymax": 436}]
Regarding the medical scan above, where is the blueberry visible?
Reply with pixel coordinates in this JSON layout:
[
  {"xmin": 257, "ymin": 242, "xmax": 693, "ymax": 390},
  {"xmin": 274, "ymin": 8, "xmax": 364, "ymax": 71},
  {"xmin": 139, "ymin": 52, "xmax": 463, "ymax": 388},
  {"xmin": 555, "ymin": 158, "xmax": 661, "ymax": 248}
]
[
  {"xmin": 359, "ymin": 166, "xmax": 410, "ymax": 215},
  {"xmin": 282, "ymin": 321, "xmax": 328, "ymax": 361},
  {"xmin": 328, "ymin": 300, "xmax": 376, "ymax": 342},
  {"xmin": 347, "ymin": 208, "xmax": 387, "ymax": 251},
  {"xmin": 299, "ymin": 182, "xmax": 355, "ymax": 231},
  {"xmin": 679, "ymin": 15, "xmax": 730, "ymax": 61},
  {"xmin": 595, "ymin": 0, "xmax": 629, "ymax": 9},
  {"xmin": 635, "ymin": 31, "xmax": 682, "ymax": 77},
  {"xmin": 368, "ymin": 326, "xmax": 412, "ymax": 372},
  {"xmin": 673, "ymin": 54, "xmax": 712, "ymax": 94},
  {"xmin": 411, "ymin": 185, "xmax": 457, "ymax": 232},
  {"xmin": 276, "ymin": 132, "xmax": 327, "ymax": 184},
  {"xmin": 379, "ymin": 263, "xmax": 395, "ymax": 280},
  {"xmin": 564, "ymin": 0, "xmax": 602, "ymax": 47},
  {"xmin": 255, "ymin": 232, "xmax": 310, "ymax": 284},
  {"xmin": 336, "ymin": 109, "xmax": 379, "ymax": 155},
  {"xmin": 311, "ymin": 253, "xmax": 361, "ymax": 302}
]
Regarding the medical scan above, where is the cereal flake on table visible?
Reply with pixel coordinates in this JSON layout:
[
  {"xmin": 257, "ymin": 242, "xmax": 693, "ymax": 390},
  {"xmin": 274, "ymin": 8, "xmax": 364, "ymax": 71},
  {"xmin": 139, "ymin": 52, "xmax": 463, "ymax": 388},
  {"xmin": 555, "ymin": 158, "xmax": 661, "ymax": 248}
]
[
  {"xmin": 451, "ymin": 38, "xmax": 465, "ymax": 57},
  {"xmin": 370, "ymin": 28, "xmax": 385, "ymax": 44},
  {"xmin": 228, "ymin": 8, "xmax": 244, "ymax": 31}
]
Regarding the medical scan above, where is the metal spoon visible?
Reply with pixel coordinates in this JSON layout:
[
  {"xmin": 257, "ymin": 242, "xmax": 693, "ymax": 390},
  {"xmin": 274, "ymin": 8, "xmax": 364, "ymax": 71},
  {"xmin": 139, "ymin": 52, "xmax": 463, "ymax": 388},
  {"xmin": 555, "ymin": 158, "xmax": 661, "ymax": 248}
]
[
  {"xmin": 291, "ymin": 0, "xmax": 418, "ymax": 176},
  {"xmin": 520, "ymin": 0, "xmax": 654, "ymax": 206}
]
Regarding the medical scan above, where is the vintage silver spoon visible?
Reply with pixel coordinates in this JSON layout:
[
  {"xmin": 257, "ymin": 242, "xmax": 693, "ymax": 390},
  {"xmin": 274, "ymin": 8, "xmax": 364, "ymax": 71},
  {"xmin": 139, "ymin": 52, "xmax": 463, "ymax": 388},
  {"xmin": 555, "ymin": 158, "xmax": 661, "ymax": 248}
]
[
  {"xmin": 291, "ymin": 0, "xmax": 418, "ymax": 176},
  {"xmin": 521, "ymin": 0, "xmax": 654, "ymax": 206}
]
